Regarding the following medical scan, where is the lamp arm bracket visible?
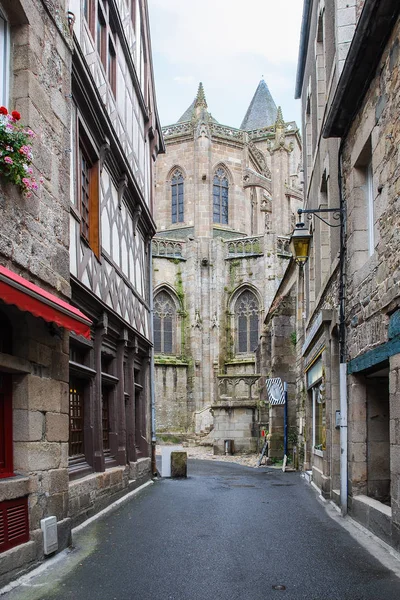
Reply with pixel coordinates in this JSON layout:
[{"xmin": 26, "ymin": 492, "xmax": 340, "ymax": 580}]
[{"xmin": 297, "ymin": 207, "xmax": 342, "ymax": 228}]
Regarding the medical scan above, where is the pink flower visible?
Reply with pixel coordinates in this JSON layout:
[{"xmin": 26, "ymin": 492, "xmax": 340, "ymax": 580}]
[
  {"xmin": 25, "ymin": 129, "xmax": 35, "ymax": 138},
  {"xmin": 6, "ymin": 146, "xmax": 13, "ymax": 152},
  {"xmin": 4, "ymin": 156, "xmax": 13, "ymax": 165},
  {"xmin": 39, "ymin": 177, "xmax": 44, "ymax": 184},
  {"xmin": 22, "ymin": 177, "xmax": 31, "ymax": 186},
  {"xmin": 19, "ymin": 145, "xmax": 31, "ymax": 156}
]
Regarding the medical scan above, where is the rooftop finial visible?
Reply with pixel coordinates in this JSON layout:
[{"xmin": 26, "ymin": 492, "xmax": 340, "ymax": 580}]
[
  {"xmin": 195, "ymin": 82, "xmax": 208, "ymax": 109},
  {"xmin": 276, "ymin": 106, "xmax": 285, "ymax": 127}
]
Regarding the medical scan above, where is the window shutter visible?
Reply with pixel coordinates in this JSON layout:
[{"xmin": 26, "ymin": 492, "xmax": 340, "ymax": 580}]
[{"xmin": 0, "ymin": 498, "xmax": 29, "ymax": 554}]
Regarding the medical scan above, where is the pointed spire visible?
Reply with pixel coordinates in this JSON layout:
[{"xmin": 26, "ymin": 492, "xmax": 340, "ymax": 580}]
[
  {"xmin": 194, "ymin": 82, "xmax": 207, "ymax": 110},
  {"xmin": 240, "ymin": 80, "xmax": 278, "ymax": 130},
  {"xmin": 275, "ymin": 106, "xmax": 285, "ymax": 128},
  {"xmin": 177, "ymin": 82, "xmax": 218, "ymax": 124}
]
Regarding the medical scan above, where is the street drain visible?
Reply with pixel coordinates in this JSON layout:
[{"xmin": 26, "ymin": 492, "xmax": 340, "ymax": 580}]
[{"xmin": 272, "ymin": 585, "xmax": 286, "ymax": 591}]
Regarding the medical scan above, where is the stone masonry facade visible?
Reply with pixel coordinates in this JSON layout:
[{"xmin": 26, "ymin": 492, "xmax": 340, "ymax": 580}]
[{"xmin": 153, "ymin": 82, "xmax": 302, "ymax": 453}]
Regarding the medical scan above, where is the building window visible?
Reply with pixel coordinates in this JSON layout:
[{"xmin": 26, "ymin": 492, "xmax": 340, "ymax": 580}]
[
  {"xmin": 235, "ymin": 291, "xmax": 259, "ymax": 354},
  {"xmin": 0, "ymin": 373, "xmax": 13, "ymax": 478},
  {"xmin": 102, "ymin": 387, "xmax": 110, "ymax": 452},
  {"xmin": 78, "ymin": 131, "xmax": 100, "ymax": 258},
  {"xmin": 154, "ymin": 291, "xmax": 176, "ymax": 354},
  {"xmin": 213, "ymin": 167, "xmax": 229, "ymax": 224},
  {"xmin": 69, "ymin": 381, "xmax": 85, "ymax": 458},
  {"xmin": 108, "ymin": 37, "xmax": 116, "ymax": 96},
  {"xmin": 97, "ymin": 5, "xmax": 107, "ymax": 69},
  {"xmin": 0, "ymin": 9, "xmax": 9, "ymax": 107},
  {"xmin": 171, "ymin": 169, "xmax": 184, "ymax": 224},
  {"xmin": 84, "ymin": 0, "xmax": 95, "ymax": 36},
  {"xmin": 366, "ymin": 161, "xmax": 374, "ymax": 256},
  {"xmin": 307, "ymin": 358, "xmax": 326, "ymax": 454}
]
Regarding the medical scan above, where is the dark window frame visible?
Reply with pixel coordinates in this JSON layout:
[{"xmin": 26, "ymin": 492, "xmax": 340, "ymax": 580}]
[
  {"xmin": 78, "ymin": 127, "xmax": 100, "ymax": 259},
  {"xmin": 0, "ymin": 373, "xmax": 13, "ymax": 479}
]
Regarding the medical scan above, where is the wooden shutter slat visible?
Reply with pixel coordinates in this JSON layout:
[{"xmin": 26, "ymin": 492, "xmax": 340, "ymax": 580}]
[{"xmin": 0, "ymin": 498, "xmax": 29, "ymax": 553}]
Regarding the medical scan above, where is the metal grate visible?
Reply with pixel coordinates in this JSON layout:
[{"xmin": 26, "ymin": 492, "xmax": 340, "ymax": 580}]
[
  {"xmin": 69, "ymin": 383, "xmax": 84, "ymax": 457},
  {"xmin": 102, "ymin": 389, "xmax": 110, "ymax": 451}
]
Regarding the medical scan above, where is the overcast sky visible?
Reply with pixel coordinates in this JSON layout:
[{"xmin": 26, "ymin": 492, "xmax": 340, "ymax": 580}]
[{"xmin": 148, "ymin": 0, "xmax": 304, "ymax": 129}]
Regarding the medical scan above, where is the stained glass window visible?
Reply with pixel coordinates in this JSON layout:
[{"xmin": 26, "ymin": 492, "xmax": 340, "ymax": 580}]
[
  {"xmin": 154, "ymin": 292, "xmax": 176, "ymax": 354},
  {"xmin": 171, "ymin": 170, "xmax": 184, "ymax": 224},
  {"xmin": 213, "ymin": 167, "xmax": 229, "ymax": 224},
  {"xmin": 235, "ymin": 291, "xmax": 259, "ymax": 353}
]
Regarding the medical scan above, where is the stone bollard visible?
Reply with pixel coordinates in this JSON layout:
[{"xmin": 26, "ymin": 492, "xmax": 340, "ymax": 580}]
[{"xmin": 170, "ymin": 451, "xmax": 187, "ymax": 478}]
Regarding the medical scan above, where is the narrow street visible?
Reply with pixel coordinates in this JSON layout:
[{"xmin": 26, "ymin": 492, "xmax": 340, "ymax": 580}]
[{"xmin": 3, "ymin": 460, "xmax": 400, "ymax": 600}]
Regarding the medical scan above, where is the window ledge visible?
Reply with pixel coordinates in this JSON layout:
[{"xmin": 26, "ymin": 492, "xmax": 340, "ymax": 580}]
[
  {"xmin": 0, "ymin": 475, "xmax": 30, "ymax": 503},
  {"xmin": 0, "ymin": 352, "xmax": 31, "ymax": 374},
  {"xmin": 313, "ymin": 449, "xmax": 324, "ymax": 457}
]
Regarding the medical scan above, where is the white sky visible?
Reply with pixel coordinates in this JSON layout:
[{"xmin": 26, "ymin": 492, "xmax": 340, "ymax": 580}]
[{"xmin": 148, "ymin": 0, "xmax": 304, "ymax": 129}]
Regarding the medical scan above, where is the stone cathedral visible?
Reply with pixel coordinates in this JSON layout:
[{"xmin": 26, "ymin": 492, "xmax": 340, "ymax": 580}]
[{"xmin": 152, "ymin": 81, "xmax": 302, "ymax": 453}]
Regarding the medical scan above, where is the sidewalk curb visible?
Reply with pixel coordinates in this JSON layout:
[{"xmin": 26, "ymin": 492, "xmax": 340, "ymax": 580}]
[{"xmin": 0, "ymin": 479, "xmax": 154, "ymax": 596}]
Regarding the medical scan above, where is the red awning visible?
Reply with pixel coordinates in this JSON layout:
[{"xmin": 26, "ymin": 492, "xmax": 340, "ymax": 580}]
[{"xmin": 0, "ymin": 265, "xmax": 92, "ymax": 339}]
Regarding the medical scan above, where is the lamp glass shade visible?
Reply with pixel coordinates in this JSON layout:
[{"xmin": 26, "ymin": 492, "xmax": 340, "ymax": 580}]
[{"xmin": 289, "ymin": 223, "xmax": 312, "ymax": 265}]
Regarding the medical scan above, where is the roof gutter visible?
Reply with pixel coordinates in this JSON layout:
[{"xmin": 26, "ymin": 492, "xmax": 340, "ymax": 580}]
[
  {"xmin": 323, "ymin": 0, "xmax": 400, "ymax": 138},
  {"xmin": 295, "ymin": 0, "xmax": 313, "ymax": 100}
]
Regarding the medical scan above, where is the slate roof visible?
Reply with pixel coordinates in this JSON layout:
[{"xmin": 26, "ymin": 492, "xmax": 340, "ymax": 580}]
[{"xmin": 240, "ymin": 80, "xmax": 278, "ymax": 130}]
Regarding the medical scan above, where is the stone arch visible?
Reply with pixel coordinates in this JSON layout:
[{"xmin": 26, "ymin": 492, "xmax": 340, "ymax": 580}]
[
  {"xmin": 211, "ymin": 161, "xmax": 233, "ymax": 185},
  {"xmin": 165, "ymin": 164, "xmax": 187, "ymax": 182}
]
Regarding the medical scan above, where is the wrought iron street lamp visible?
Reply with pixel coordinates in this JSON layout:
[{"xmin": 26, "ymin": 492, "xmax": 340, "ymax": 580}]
[
  {"xmin": 289, "ymin": 203, "xmax": 348, "ymax": 515},
  {"xmin": 289, "ymin": 207, "xmax": 343, "ymax": 266},
  {"xmin": 289, "ymin": 221, "xmax": 312, "ymax": 266}
]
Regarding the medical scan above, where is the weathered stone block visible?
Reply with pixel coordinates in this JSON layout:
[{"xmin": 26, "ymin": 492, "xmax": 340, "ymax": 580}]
[
  {"xmin": 13, "ymin": 409, "xmax": 44, "ymax": 442},
  {"xmin": 14, "ymin": 442, "xmax": 62, "ymax": 472},
  {"xmin": 171, "ymin": 452, "xmax": 187, "ymax": 478},
  {"xmin": 46, "ymin": 412, "xmax": 69, "ymax": 442}
]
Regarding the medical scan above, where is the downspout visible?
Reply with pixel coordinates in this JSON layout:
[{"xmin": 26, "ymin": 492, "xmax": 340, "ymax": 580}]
[
  {"xmin": 149, "ymin": 241, "xmax": 157, "ymax": 476},
  {"xmin": 338, "ymin": 141, "xmax": 347, "ymax": 516}
]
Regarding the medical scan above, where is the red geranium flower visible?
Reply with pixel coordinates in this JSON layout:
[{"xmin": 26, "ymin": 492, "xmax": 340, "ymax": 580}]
[
  {"xmin": 11, "ymin": 110, "xmax": 21, "ymax": 121},
  {"xmin": 0, "ymin": 106, "xmax": 8, "ymax": 115}
]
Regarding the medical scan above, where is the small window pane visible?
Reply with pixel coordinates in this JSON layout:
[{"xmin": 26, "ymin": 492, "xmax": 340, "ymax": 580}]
[
  {"xmin": 154, "ymin": 291, "xmax": 176, "ymax": 354},
  {"xmin": 235, "ymin": 291, "xmax": 259, "ymax": 354},
  {"xmin": 171, "ymin": 170, "xmax": 184, "ymax": 223}
]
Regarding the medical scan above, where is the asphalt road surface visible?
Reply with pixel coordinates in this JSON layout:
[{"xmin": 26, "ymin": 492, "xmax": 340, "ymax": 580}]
[{"xmin": 4, "ymin": 460, "xmax": 400, "ymax": 600}]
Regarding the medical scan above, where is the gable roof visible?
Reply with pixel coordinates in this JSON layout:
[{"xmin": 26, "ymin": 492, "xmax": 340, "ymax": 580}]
[{"xmin": 240, "ymin": 80, "xmax": 278, "ymax": 130}]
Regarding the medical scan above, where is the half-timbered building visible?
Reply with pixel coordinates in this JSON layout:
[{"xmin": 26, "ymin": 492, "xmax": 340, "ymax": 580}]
[
  {"xmin": 67, "ymin": 0, "xmax": 163, "ymax": 519},
  {"xmin": 0, "ymin": 0, "xmax": 162, "ymax": 586}
]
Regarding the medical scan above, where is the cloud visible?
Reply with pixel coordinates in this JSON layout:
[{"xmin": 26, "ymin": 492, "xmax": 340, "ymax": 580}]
[
  {"xmin": 148, "ymin": 0, "xmax": 303, "ymax": 127},
  {"xmin": 173, "ymin": 76, "xmax": 195, "ymax": 85}
]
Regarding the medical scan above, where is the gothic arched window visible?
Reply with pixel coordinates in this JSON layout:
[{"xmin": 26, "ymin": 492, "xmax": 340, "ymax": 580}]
[
  {"xmin": 235, "ymin": 291, "xmax": 259, "ymax": 353},
  {"xmin": 213, "ymin": 167, "xmax": 229, "ymax": 224},
  {"xmin": 171, "ymin": 169, "xmax": 184, "ymax": 224},
  {"xmin": 154, "ymin": 291, "xmax": 176, "ymax": 354}
]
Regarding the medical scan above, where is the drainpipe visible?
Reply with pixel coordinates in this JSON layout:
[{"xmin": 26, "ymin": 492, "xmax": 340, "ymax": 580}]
[
  {"xmin": 338, "ymin": 142, "xmax": 347, "ymax": 516},
  {"xmin": 149, "ymin": 241, "xmax": 157, "ymax": 476}
]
